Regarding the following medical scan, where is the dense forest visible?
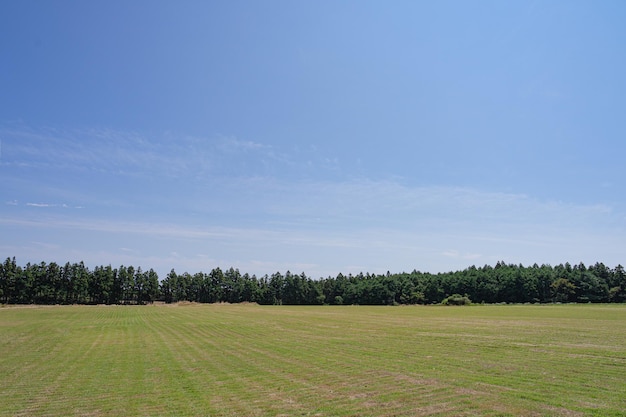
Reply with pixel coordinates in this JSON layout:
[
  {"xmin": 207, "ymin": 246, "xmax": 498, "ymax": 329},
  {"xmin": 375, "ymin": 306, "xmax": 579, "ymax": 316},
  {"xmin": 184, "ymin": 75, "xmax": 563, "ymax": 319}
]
[{"xmin": 2, "ymin": 257, "xmax": 625, "ymax": 305}]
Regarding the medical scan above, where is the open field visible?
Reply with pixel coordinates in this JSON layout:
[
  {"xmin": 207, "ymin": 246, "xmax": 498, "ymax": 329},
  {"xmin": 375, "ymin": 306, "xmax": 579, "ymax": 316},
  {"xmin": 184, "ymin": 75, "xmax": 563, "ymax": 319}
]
[{"xmin": 1, "ymin": 304, "xmax": 625, "ymax": 416}]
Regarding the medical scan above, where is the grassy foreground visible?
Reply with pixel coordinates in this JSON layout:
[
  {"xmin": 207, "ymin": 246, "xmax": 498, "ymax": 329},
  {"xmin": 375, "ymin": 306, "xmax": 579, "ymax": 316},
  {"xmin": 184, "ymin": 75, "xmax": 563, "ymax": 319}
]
[{"xmin": 1, "ymin": 304, "xmax": 625, "ymax": 416}]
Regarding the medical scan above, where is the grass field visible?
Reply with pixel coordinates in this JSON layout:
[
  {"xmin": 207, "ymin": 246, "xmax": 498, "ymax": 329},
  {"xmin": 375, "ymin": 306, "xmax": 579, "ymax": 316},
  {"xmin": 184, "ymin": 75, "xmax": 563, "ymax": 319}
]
[{"xmin": 1, "ymin": 303, "xmax": 625, "ymax": 416}]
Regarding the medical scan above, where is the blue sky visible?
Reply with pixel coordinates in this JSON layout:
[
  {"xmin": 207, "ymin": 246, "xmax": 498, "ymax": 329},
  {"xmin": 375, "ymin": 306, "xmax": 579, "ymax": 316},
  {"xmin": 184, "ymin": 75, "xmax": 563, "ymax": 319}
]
[{"xmin": 1, "ymin": 0, "xmax": 625, "ymax": 278}]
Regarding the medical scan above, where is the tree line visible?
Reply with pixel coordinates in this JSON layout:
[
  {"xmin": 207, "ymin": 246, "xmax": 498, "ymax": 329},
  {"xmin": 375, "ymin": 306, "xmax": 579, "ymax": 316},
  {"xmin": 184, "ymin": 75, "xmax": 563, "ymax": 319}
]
[
  {"xmin": 1, "ymin": 257, "xmax": 625, "ymax": 305},
  {"xmin": 0, "ymin": 258, "xmax": 159, "ymax": 305}
]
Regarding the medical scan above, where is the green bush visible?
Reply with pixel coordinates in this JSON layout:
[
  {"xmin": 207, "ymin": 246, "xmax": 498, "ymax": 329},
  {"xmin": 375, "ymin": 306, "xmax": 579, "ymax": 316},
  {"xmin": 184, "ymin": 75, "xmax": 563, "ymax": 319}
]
[{"xmin": 441, "ymin": 294, "xmax": 472, "ymax": 305}]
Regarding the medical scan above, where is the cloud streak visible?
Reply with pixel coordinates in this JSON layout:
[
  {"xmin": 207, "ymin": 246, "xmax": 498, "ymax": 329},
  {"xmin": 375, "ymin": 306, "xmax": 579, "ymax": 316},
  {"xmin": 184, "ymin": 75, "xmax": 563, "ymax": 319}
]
[
  {"xmin": 0, "ymin": 126, "xmax": 329, "ymax": 181},
  {"xmin": 24, "ymin": 202, "xmax": 84, "ymax": 209},
  {"xmin": 2, "ymin": 178, "xmax": 624, "ymax": 278},
  {"xmin": 2, "ymin": 124, "xmax": 624, "ymax": 278}
]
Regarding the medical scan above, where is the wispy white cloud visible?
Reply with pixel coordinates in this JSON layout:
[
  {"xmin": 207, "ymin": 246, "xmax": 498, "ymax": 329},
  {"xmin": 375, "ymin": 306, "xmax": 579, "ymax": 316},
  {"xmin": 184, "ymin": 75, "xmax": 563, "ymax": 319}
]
[
  {"xmin": 24, "ymin": 202, "xmax": 83, "ymax": 209},
  {"xmin": 442, "ymin": 250, "xmax": 482, "ymax": 261},
  {"xmin": 2, "ymin": 178, "xmax": 624, "ymax": 277},
  {"xmin": 2, "ymin": 124, "xmax": 624, "ymax": 277},
  {"xmin": 0, "ymin": 126, "xmax": 332, "ymax": 181},
  {"xmin": 216, "ymin": 136, "xmax": 268, "ymax": 152},
  {"xmin": 26, "ymin": 203, "xmax": 54, "ymax": 207}
]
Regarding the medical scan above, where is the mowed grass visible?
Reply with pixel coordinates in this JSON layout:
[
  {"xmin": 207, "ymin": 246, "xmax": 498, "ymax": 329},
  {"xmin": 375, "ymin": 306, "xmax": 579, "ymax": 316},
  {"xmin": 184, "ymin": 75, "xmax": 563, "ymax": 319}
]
[{"xmin": 1, "ymin": 304, "xmax": 625, "ymax": 416}]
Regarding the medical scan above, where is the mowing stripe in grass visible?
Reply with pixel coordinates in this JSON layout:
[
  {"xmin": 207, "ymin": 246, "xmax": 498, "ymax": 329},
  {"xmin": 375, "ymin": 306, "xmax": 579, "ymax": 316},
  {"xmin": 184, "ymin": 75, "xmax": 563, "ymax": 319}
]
[{"xmin": 2, "ymin": 304, "xmax": 626, "ymax": 416}]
